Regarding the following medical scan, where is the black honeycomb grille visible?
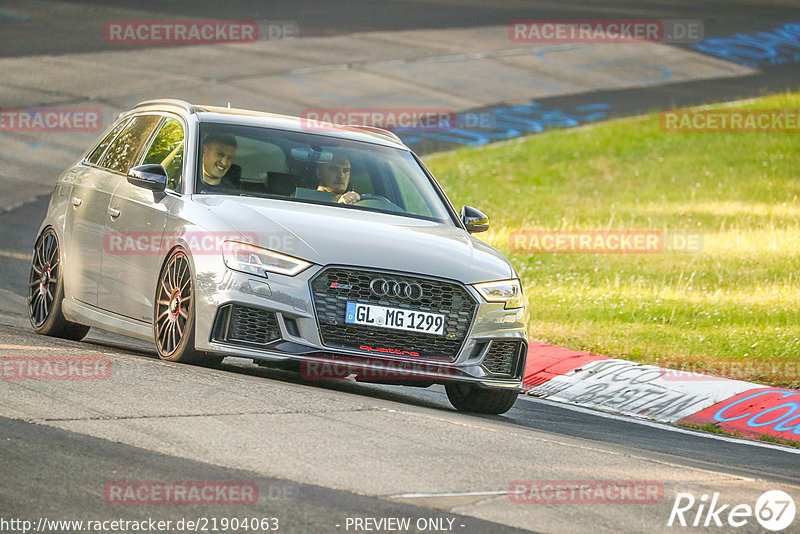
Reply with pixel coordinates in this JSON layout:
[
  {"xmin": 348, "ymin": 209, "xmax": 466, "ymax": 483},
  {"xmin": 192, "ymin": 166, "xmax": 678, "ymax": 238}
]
[
  {"xmin": 310, "ymin": 268, "xmax": 477, "ymax": 360},
  {"xmin": 227, "ymin": 305, "xmax": 281, "ymax": 345},
  {"xmin": 483, "ymin": 341, "xmax": 524, "ymax": 376}
]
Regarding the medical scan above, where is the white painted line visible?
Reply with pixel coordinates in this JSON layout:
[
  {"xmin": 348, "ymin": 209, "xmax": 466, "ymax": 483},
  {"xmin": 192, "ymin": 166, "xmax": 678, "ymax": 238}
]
[
  {"xmin": 290, "ymin": 64, "xmax": 349, "ymax": 75},
  {"xmin": 0, "ymin": 193, "xmax": 50, "ymax": 214},
  {"xmin": 389, "ymin": 490, "xmax": 507, "ymax": 499},
  {"xmin": 0, "ymin": 250, "xmax": 30, "ymax": 261},
  {"xmin": 0, "ymin": 344, "xmax": 67, "ymax": 351},
  {"xmin": 518, "ymin": 395, "xmax": 800, "ymax": 455},
  {"xmin": 284, "ymin": 45, "xmax": 586, "ymax": 76},
  {"xmin": 368, "ymin": 59, "xmax": 407, "ymax": 67}
]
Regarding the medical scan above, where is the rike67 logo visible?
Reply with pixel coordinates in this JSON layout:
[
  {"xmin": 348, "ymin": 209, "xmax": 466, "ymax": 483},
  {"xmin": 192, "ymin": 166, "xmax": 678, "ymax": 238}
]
[{"xmin": 668, "ymin": 490, "xmax": 796, "ymax": 531}]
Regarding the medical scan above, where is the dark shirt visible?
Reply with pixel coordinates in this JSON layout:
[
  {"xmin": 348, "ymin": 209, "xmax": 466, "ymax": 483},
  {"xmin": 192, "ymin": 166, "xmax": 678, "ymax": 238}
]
[{"xmin": 197, "ymin": 173, "xmax": 239, "ymax": 194}]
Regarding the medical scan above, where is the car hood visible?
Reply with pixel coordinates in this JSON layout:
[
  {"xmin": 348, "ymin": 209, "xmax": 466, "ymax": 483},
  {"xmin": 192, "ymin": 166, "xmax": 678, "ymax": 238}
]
[{"xmin": 193, "ymin": 196, "xmax": 514, "ymax": 283}]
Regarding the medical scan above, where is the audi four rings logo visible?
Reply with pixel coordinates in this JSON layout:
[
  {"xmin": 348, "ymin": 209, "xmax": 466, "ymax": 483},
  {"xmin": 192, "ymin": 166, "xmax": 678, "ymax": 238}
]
[{"xmin": 370, "ymin": 279, "xmax": 424, "ymax": 300}]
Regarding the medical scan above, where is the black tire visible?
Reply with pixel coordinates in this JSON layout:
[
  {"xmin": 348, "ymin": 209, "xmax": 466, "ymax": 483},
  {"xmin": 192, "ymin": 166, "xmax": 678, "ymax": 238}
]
[
  {"xmin": 154, "ymin": 249, "xmax": 222, "ymax": 366},
  {"xmin": 445, "ymin": 383, "xmax": 520, "ymax": 414},
  {"xmin": 28, "ymin": 228, "xmax": 90, "ymax": 341}
]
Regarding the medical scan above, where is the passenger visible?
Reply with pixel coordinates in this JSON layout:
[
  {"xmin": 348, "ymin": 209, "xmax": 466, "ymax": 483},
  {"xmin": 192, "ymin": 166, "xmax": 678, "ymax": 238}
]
[
  {"xmin": 316, "ymin": 154, "xmax": 360, "ymax": 204},
  {"xmin": 199, "ymin": 133, "xmax": 238, "ymax": 190}
]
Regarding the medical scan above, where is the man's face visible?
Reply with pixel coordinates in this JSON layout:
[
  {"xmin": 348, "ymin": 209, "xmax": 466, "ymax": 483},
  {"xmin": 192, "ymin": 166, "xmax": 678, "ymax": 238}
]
[
  {"xmin": 317, "ymin": 156, "xmax": 351, "ymax": 195},
  {"xmin": 202, "ymin": 141, "xmax": 236, "ymax": 180}
]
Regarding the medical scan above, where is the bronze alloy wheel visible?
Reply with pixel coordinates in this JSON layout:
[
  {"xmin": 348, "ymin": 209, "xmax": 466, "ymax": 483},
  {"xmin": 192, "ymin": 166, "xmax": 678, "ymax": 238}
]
[
  {"xmin": 29, "ymin": 228, "xmax": 59, "ymax": 328},
  {"xmin": 155, "ymin": 250, "xmax": 193, "ymax": 358},
  {"xmin": 28, "ymin": 228, "xmax": 89, "ymax": 340},
  {"xmin": 154, "ymin": 249, "xmax": 221, "ymax": 366}
]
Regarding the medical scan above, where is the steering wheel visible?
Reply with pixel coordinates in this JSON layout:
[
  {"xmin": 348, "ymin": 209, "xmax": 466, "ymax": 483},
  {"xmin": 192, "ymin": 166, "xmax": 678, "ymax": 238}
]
[
  {"xmin": 354, "ymin": 193, "xmax": 404, "ymax": 212},
  {"xmin": 353, "ymin": 193, "xmax": 404, "ymax": 212},
  {"xmin": 356, "ymin": 193, "xmax": 392, "ymax": 204}
]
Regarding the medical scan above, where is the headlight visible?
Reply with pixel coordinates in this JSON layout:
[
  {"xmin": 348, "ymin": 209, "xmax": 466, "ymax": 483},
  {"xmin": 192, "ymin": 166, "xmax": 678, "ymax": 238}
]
[
  {"xmin": 473, "ymin": 279, "xmax": 524, "ymax": 309},
  {"xmin": 222, "ymin": 241, "xmax": 312, "ymax": 277}
]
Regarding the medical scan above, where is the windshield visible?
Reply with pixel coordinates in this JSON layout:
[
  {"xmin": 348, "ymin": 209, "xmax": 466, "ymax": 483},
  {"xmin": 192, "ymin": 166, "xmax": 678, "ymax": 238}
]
[{"xmin": 195, "ymin": 122, "xmax": 455, "ymax": 224}]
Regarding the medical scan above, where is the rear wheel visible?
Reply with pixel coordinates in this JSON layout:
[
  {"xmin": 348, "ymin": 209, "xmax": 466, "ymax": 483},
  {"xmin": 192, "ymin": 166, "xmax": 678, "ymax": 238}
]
[
  {"xmin": 154, "ymin": 249, "xmax": 222, "ymax": 366},
  {"xmin": 445, "ymin": 383, "xmax": 519, "ymax": 414},
  {"xmin": 28, "ymin": 228, "xmax": 90, "ymax": 340}
]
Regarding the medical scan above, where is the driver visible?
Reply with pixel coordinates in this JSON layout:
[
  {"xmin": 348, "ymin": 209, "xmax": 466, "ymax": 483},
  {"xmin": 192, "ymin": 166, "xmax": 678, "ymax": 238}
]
[
  {"xmin": 199, "ymin": 133, "xmax": 238, "ymax": 190},
  {"xmin": 316, "ymin": 154, "xmax": 360, "ymax": 204}
]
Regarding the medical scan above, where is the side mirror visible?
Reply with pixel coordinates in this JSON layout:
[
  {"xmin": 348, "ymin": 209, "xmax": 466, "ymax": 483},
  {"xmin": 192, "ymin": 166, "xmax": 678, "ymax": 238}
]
[
  {"xmin": 128, "ymin": 164, "xmax": 167, "ymax": 192},
  {"xmin": 461, "ymin": 205, "xmax": 489, "ymax": 233}
]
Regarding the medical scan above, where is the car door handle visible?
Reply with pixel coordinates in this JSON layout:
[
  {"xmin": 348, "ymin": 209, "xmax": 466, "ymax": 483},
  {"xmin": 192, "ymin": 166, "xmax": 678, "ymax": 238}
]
[
  {"xmin": 108, "ymin": 207, "xmax": 121, "ymax": 218},
  {"xmin": 71, "ymin": 197, "xmax": 83, "ymax": 207}
]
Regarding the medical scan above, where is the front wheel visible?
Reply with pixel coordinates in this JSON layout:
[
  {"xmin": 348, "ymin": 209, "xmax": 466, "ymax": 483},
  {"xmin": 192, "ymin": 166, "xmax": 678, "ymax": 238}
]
[
  {"xmin": 445, "ymin": 383, "xmax": 519, "ymax": 414},
  {"xmin": 154, "ymin": 249, "xmax": 222, "ymax": 366},
  {"xmin": 28, "ymin": 228, "xmax": 90, "ymax": 340}
]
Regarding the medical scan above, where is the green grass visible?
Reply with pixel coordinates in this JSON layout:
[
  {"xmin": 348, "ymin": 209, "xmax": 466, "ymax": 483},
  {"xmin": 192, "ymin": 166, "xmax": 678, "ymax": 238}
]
[
  {"xmin": 425, "ymin": 93, "xmax": 800, "ymax": 388},
  {"xmin": 759, "ymin": 433, "xmax": 800, "ymax": 449},
  {"xmin": 677, "ymin": 422, "xmax": 743, "ymax": 438},
  {"xmin": 677, "ymin": 422, "xmax": 800, "ymax": 448}
]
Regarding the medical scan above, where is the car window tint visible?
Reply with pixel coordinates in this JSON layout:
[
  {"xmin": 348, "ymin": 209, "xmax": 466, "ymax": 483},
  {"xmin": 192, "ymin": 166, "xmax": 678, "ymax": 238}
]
[
  {"xmin": 197, "ymin": 123, "xmax": 454, "ymax": 223},
  {"xmin": 345, "ymin": 154, "xmax": 374, "ymax": 195},
  {"xmin": 390, "ymin": 161, "xmax": 432, "ymax": 217},
  {"xmin": 233, "ymin": 136, "xmax": 285, "ymax": 191},
  {"xmin": 86, "ymin": 118, "xmax": 130, "ymax": 166},
  {"xmin": 100, "ymin": 115, "xmax": 161, "ymax": 174},
  {"xmin": 142, "ymin": 118, "xmax": 185, "ymax": 192}
]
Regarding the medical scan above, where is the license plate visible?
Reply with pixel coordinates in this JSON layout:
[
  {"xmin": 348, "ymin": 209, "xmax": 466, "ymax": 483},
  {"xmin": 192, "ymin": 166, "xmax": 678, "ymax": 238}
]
[{"xmin": 345, "ymin": 302, "xmax": 445, "ymax": 336}]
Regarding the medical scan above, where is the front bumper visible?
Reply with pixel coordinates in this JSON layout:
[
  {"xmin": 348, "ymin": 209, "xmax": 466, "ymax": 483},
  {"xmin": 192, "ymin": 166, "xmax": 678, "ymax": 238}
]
[{"xmin": 192, "ymin": 262, "xmax": 527, "ymax": 389}]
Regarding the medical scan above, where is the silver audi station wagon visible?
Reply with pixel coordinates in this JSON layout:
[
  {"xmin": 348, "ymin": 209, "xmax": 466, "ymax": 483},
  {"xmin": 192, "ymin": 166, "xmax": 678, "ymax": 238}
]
[{"xmin": 29, "ymin": 99, "xmax": 528, "ymax": 414}]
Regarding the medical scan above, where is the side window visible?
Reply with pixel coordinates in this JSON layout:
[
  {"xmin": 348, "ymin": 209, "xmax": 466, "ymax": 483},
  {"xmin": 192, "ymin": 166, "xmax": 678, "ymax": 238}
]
[
  {"xmin": 346, "ymin": 154, "xmax": 374, "ymax": 195},
  {"xmin": 390, "ymin": 162, "xmax": 432, "ymax": 217},
  {"xmin": 86, "ymin": 118, "xmax": 130, "ymax": 166},
  {"xmin": 99, "ymin": 115, "xmax": 161, "ymax": 174},
  {"xmin": 142, "ymin": 118, "xmax": 185, "ymax": 192}
]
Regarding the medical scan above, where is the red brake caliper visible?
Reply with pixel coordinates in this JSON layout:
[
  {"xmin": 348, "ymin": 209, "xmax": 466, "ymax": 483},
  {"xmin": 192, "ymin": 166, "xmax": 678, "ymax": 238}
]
[
  {"xmin": 39, "ymin": 267, "xmax": 51, "ymax": 295},
  {"xmin": 169, "ymin": 290, "xmax": 181, "ymax": 321}
]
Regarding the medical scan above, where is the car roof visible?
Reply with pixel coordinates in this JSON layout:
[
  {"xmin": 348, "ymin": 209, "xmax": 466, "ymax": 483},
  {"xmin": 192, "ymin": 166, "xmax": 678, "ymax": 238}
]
[{"xmin": 131, "ymin": 99, "xmax": 409, "ymax": 150}]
